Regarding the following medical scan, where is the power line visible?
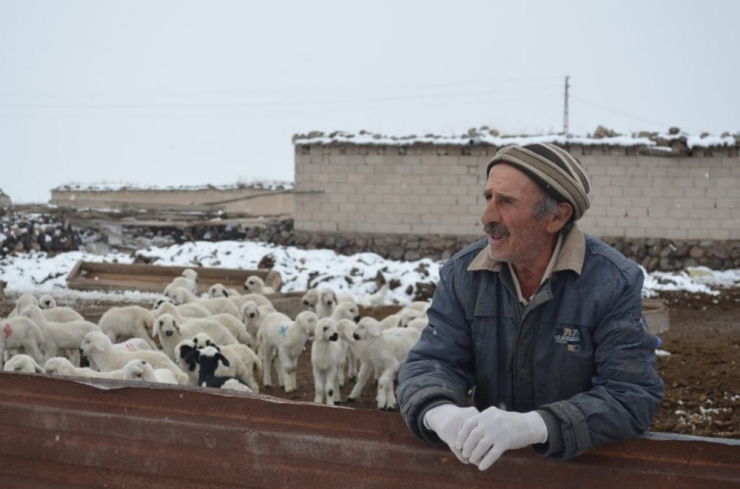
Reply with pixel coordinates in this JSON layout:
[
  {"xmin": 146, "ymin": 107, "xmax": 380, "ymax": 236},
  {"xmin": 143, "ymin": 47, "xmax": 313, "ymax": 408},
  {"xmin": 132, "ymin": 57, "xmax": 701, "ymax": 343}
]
[
  {"xmin": 570, "ymin": 96, "xmax": 670, "ymax": 129},
  {"xmin": 0, "ymin": 85, "xmax": 564, "ymax": 111}
]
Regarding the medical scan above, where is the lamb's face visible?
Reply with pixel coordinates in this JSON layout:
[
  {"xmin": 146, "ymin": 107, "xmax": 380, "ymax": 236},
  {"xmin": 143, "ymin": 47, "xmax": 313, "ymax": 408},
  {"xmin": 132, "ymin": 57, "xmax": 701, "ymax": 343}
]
[
  {"xmin": 241, "ymin": 302, "xmax": 259, "ymax": 322},
  {"xmin": 209, "ymin": 284, "xmax": 226, "ymax": 298},
  {"xmin": 301, "ymin": 290, "xmax": 318, "ymax": 311},
  {"xmin": 157, "ymin": 315, "xmax": 178, "ymax": 338},
  {"xmin": 244, "ymin": 276, "xmax": 262, "ymax": 292},
  {"xmin": 315, "ymin": 318, "xmax": 339, "ymax": 341},
  {"xmin": 336, "ymin": 303, "xmax": 361, "ymax": 322},
  {"xmin": 319, "ymin": 289, "xmax": 336, "ymax": 307}
]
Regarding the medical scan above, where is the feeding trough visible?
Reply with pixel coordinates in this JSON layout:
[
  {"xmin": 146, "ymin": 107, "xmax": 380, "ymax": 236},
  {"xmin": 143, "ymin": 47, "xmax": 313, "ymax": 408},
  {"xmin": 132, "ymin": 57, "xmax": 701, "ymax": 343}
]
[{"xmin": 643, "ymin": 298, "xmax": 670, "ymax": 335}]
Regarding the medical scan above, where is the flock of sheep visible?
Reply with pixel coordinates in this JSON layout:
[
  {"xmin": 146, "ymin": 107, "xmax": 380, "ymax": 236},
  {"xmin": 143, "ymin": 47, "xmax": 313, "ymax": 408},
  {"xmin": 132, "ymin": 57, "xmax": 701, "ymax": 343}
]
[{"xmin": 1, "ymin": 268, "xmax": 431, "ymax": 410}]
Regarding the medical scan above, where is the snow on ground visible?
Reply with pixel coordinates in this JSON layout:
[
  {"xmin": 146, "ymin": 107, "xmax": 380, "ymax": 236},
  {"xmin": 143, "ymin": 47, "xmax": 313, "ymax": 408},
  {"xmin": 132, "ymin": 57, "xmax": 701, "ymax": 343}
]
[{"xmin": 1, "ymin": 240, "xmax": 739, "ymax": 306}]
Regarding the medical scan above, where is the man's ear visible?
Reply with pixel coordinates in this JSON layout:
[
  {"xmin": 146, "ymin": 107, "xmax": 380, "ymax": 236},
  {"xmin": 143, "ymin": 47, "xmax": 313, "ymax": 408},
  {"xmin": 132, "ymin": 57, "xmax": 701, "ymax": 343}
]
[{"xmin": 547, "ymin": 202, "xmax": 573, "ymax": 233}]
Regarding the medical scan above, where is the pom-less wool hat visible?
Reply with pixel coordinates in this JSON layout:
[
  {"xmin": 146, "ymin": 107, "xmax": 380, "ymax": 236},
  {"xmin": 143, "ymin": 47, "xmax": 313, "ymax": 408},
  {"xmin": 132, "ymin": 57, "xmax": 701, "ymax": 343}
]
[{"xmin": 486, "ymin": 143, "xmax": 591, "ymax": 220}]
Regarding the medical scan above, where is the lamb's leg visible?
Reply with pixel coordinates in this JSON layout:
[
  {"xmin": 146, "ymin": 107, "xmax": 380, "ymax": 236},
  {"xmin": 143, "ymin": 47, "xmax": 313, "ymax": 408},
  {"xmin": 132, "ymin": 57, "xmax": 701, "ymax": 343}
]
[
  {"xmin": 377, "ymin": 365, "xmax": 400, "ymax": 411},
  {"xmin": 337, "ymin": 358, "xmax": 346, "ymax": 387},
  {"xmin": 346, "ymin": 348, "xmax": 358, "ymax": 382},
  {"xmin": 313, "ymin": 366, "xmax": 325, "ymax": 404},
  {"xmin": 347, "ymin": 359, "xmax": 372, "ymax": 402},
  {"xmin": 326, "ymin": 365, "xmax": 339, "ymax": 405},
  {"xmin": 261, "ymin": 346, "xmax": 273, "ymax": 387},
  {"xmin": 26, "ymin": 341, "xmax": 45, "ymax": 366},
  {"xmin": 278, "ymin": 348, "xmax": 294, "ymax": 392}
]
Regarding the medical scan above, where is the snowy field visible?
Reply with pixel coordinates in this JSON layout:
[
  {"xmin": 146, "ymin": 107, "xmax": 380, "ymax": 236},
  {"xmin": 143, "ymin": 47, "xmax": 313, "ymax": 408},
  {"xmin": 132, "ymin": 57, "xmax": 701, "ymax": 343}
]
[{"xmin": 1, "ymin": 240, "xmax": 739, "ymax": 306}]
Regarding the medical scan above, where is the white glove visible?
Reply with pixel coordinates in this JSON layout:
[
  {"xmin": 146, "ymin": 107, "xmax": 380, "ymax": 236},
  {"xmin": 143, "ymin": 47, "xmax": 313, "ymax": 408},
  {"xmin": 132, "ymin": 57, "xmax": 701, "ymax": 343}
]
[
  {"xmin": 456, "ymin": 406, "xmax": 548, "ymax": 471},
  {"xmin": 423, "ymin": 403, "xmax": 480, "ymax": 464}
]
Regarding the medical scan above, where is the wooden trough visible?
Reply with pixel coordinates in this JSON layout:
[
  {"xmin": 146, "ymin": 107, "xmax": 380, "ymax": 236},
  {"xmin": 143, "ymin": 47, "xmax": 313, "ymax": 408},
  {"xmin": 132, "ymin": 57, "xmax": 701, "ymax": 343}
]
[
  {"xmin": 0, "ymin": 373, "xmax": 738, "ymax": 488},
  {"xmin": 65, "ymin": 260, "xmax": 283, "ymax": 295}
]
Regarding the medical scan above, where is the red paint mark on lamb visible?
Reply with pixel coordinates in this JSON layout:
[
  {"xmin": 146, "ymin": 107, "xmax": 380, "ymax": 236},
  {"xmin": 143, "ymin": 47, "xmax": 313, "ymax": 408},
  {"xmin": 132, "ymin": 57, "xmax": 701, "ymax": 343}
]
[{"xmin": 3, "ymin": 323, "xmax": 12, "ymax": 339}]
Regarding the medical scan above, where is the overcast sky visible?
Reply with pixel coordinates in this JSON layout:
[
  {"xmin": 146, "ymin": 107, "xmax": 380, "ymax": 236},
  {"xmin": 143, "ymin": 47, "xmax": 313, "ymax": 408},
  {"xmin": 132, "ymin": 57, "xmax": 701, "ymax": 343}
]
[{"xmin": 1, "ymin": 0, "xmax": 738, "ymax": 203}]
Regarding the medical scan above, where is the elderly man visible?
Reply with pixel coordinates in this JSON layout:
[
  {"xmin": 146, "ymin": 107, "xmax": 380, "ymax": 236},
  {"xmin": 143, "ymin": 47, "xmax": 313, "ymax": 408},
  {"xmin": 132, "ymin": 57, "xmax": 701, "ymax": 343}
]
[{"xmin": 397, "ymin": 143, "xmax": 664, "ymax": 470}]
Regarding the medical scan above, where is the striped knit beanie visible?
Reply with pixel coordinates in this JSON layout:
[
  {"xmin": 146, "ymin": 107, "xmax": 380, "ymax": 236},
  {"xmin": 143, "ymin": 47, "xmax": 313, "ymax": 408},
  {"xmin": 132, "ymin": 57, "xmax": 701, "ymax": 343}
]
[{"xmin": 486, "ymin": 143, "xmax": 591, "ymax": 220}]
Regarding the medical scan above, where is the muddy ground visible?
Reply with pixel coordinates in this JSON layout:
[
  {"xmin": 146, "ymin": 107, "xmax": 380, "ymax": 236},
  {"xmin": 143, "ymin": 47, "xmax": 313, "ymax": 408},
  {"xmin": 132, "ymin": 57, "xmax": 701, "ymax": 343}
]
[{"xmin": 1, "ymin": 289, "xmax": 738, "ymax": 440}]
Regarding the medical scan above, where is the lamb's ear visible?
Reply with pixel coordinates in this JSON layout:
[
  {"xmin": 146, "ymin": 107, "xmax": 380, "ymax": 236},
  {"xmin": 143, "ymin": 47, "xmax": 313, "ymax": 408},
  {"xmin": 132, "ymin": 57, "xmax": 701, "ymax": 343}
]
[
  {"xmin": 172, "ymin": 319, "xmax": 180, "ymax": 333},
  {"xmin": 93, "ymin": 336, "xmax": 106, "ymax": 352},
  {"xmin": 217, "ymin": 353, "xmax": 230, "ymax": 367},
  {"xmin": 331, "ymin": 291, "xmax": 338, "ymax": 304},
  {"xmin": 33, "ymin": 361, "xmax": 45, "ymax": 373},
  {"xmin": 366, "ymin": 320, "xmax": 381, "ymax": 337},
  {"xmin": 152, "ymin": 319, "xmax": 161, "ymax": 337}
]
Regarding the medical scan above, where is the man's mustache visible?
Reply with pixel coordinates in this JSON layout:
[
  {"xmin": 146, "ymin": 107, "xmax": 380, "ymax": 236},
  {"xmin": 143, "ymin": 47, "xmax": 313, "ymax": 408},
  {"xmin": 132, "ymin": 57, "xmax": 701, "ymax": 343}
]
[{"xmin": 484, "ymin": 223, "xmax": 510, "ymax": 237}]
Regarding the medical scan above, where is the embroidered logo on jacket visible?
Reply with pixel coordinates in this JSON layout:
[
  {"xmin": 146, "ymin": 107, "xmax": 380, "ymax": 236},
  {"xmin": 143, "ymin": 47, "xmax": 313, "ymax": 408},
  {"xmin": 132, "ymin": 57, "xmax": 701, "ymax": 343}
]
[{"xmin": 554, "ymin": 327, "xmax": 582, "ymax": 352}]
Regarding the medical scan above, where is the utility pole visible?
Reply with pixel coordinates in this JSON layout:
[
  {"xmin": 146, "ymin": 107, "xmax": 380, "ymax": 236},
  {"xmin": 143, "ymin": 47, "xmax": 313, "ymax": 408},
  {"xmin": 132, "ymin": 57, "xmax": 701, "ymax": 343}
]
[{"xmin": 563, "ymin": 76, "xmax": 570, "ymax": 135}]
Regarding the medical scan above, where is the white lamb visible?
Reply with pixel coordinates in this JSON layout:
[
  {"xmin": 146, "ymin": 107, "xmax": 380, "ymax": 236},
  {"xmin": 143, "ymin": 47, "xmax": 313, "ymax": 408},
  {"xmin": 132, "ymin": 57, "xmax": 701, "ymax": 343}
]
[
  {"xmin": 315, "ymin": 287, "xmax": 339, "ymax": 319},
  {"xmin": 43, "ymin": 356, "xmax": 127, "ymax": 380},
  {"xmin": 152, "ymin": 313, "xmax": 239, "ymax": 361},
  {"xmin": 37, "ymin": 294, "xmax": 57, "ymax": 309},
  {"xmin": 153, "ymin": 297, "xmax": 211, "ymax": 318},
  {"xmin": 156, "ymin": 303, "xmax": 252, "ymax": 346},
  {"xmin": 258, "ymin": 310, "xmax": 318, "ymax": 392},
  {"xmin": 0, "ymin": 316, "xmax": 45, "ymax": 364},
  {"xmin": 353, "ymin": 317, "xmax": 421, "ymax": 410},
  {"xmin": 358, "ymin": 283, "xmax": 389, "ymax": 309},
  {"xmin": 122, "ymin": 359, "xmax": 180, "ymax": 385},
  {"xmin": 79, "ymin": 331, "xmax": 188, "ymax": 385},
  {"xmin": 22, "ymin": 305, "xmax": 100, "ymax": 363},
  {"xmin": 243, "ymin": 275, "xmax": 275, "ymax": 295},
  {"xmin": 335, "ymin": 318, "xmax": 359, "ymax": 385},
  {"xmin": 401, "ymin": 301, "xmax": 432, "ymax": 315},
  {"xmin": 173, "ymin": 288, "xmax": 241, "ymax": 318},
  {"xmin": 227, "ymin": 292, "xmax": 273, "ymax": 310},
  {"xmin": 208, "ymin": 283, "xmax": 241, "ymax": 298},
  {"xmin": 406, "ymin": 317, "xmax": 429, "ymax": 332},
  {"xmin": 3, "ymin": 353, "xmax": 45, "ymax": 373},
  {"xmin": 163, "ymin": 269, "xmax": 199, "ymax": 299},
  {"xmin": 330, "ymin": 302, "xmax": 361, "ymax": 323},
  {"xmin": 7, "ymin": 293, "xmax": 38, "ymax": 317},
  {"xmin": 300, "ymin": 288, "xmax": 318, "ymax": 312},
  {"xmin": 377, "ymin": 308, "xmax": 421, "ymax": 330},
  {"xmin": 97, "ymin": 305, "xmax": 158, "ymax": 349},
  {"xmin": 240, "ymin": 300, "xmax": 277, "ymax": 339},
  {"xmin": 112, "ymin": 337, "xmax": 153, "ymax": 352},
  {"xmin": 29, "ymin": 305, "xmax": 85, "ymax": 324},
  {"xmin": 311, "ymin": 318, "xmax": 343, "ymax": 405}
]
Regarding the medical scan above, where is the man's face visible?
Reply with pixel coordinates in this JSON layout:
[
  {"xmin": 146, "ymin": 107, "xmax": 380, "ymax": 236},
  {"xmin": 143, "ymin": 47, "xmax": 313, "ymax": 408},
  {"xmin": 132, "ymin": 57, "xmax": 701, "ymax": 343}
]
[{"xmin": 481, "ymin": 163, "xmax": 552, "ymax": 265}]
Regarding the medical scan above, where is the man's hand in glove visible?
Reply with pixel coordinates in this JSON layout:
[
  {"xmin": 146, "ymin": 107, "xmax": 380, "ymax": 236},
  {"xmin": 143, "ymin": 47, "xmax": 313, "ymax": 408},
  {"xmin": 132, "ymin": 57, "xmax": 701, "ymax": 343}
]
[
  {"xmin": 455, "ymin": 406, "xmax": 548, "ymax": 470},
  {"xmin": 423, "ymin": 403, "xmax": 480, "ymax": 463}
]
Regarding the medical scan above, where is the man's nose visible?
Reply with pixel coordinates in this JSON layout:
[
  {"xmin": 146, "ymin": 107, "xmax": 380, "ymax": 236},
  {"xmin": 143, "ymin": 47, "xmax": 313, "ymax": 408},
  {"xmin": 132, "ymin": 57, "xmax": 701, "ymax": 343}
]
[{"xmin": 481, "ymin": 198, "xmax": 500, "ymax": 226}]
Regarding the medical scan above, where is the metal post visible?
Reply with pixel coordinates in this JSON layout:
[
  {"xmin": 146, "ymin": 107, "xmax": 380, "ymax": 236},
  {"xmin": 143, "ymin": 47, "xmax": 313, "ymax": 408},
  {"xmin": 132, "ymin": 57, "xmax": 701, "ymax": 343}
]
[{"xmin": 563, "ymin": 76, "xmax": 570, "ymax": 135}]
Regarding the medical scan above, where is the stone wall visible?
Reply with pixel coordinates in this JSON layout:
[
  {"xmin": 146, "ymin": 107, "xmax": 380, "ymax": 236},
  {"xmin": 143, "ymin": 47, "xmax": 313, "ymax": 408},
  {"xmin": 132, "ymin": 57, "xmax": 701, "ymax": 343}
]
[
  {"xmin": 50, "ymin": 185, "xmax": 294, "ymax": 217},
  {"xmin": 292, "ymin": 137, "xmax": 740, "ymax": 241},
  {"xmin": 2, "ymin": 211, "xmax": 739, "ymax": 271}
]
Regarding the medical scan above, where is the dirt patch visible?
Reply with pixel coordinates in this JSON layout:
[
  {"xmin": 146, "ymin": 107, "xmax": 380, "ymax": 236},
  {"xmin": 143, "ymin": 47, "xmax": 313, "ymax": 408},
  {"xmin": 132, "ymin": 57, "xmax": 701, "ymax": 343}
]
[{"xmin": 2, "ymin": 289, "xmax": 739, "ymax": 439}]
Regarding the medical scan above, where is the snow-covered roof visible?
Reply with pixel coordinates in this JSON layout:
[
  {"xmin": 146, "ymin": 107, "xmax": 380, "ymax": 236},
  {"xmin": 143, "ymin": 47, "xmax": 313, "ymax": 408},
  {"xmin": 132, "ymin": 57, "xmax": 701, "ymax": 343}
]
[
  {"xmin": 53, "ymin": 181, "xmax": 294, "ymax": 193},
  {"xmin": 293, "ymin": 127, "xmax": 740, "ymax": 150}
]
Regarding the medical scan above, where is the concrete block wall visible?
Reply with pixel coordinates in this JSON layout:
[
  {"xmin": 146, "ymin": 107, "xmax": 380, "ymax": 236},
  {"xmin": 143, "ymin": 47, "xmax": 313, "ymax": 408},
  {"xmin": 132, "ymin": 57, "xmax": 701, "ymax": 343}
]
[{"xmin": 294, "ymin": 143, "xmax": 740, "ymax": 241}]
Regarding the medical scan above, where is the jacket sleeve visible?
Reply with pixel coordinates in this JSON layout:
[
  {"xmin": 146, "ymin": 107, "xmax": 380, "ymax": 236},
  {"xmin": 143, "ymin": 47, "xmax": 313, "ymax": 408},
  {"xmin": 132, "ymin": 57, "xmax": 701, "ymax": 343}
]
[
  {"xmin": 397, "ymin": 260, "xmax": 478, "ymax": 444},
  {"xmin": 534, "ymin": 265, "xmax": 665, "ymax": 460}
]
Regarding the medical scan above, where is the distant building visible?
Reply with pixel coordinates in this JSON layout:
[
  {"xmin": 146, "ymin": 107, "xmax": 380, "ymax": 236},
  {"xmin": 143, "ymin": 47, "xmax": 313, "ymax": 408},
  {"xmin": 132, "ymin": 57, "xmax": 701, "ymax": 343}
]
[{"xmin": 0, "ymin": 189, "xmax": 11, "ymax": 207}]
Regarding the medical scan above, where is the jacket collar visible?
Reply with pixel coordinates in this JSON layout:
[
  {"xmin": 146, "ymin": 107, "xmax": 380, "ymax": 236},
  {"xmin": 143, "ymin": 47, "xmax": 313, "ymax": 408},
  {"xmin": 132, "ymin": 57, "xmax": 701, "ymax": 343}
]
[{"xmin": 467, "ymin": 223, "xmax": 586, "ymax": 275}]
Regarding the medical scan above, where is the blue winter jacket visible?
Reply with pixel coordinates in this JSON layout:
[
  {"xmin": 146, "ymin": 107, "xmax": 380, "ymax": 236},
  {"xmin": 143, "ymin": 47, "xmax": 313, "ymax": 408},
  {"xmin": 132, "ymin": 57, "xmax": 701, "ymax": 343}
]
[{"xmin": 397, "ymin": 225, "xmax": 665, "ymax": 460}]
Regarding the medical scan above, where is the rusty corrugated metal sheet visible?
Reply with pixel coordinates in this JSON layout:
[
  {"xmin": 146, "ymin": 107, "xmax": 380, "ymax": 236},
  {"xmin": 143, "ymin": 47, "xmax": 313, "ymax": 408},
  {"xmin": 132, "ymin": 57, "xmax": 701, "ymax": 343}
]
[{"xmin": 1, "ymin": 373, "xmax": 739, "ymax": 488}]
